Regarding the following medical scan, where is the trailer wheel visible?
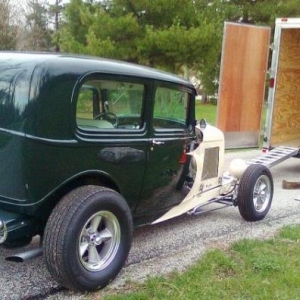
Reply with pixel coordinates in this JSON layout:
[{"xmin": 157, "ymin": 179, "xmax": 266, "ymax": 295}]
[
  {"xmin": 237, "ymin": 164, "xmax": 273, "ymax": 222},
  {"xmin": 43, "ymin": 186, "xmax": 133, "ymax": 292}
]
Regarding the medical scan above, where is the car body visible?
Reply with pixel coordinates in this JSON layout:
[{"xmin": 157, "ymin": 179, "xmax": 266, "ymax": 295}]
[
  {"xmin": 0, "ymin": 52, "xmax": 273, "ymax": 292},
  {"xmin": 0, "ymin": 51, "xmax": 196, "ymax": 228}
]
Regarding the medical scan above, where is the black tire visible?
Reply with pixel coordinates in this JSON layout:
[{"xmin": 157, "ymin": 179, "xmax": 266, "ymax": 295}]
[
  {"xmin": 43, "ymin": 186, "xmax": 133, "ymax": 292},
  {"xmin": 237, "ymin": 164, "xmax": 273, "ymax": 222}
]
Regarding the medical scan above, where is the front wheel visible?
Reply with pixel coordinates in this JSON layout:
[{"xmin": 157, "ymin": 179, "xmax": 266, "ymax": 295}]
[
  {"xmin": 43, "ymin": 186, "xmax": 133, "ymax": 292},
  {"xmin": 237, "ymin": 164, "xmax": 273, "ymax": 222}
]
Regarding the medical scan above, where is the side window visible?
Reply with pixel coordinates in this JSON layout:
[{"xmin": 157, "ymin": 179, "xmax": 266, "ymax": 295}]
[
  {"xmin": 76, "ymin": 79, "xmax": 144, "ymax": 131},
  {"xmin": 0, "ymin": 67, "xmax": 30, "ymax": 130},
  {"xmin": 153, "ymin": 86, "xmax": 189, "ymax": 130}
]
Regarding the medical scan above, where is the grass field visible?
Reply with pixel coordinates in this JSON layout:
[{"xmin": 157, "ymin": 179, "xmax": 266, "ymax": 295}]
[
  {"xmin": 195, "ymin": 102, "xmax": 217, "ymax": 125},
  {"xmin": 103, "ymin": 225, "xmax": 300, "ymax": 300},
  {"xmin": 195, "ymin": 102, "xmax": 267, "ymax": 131}
]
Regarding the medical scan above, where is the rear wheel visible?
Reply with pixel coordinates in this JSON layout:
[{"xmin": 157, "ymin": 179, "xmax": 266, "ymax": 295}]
[
  {"xmin": 43, "ymin": 186, "xmax": 133, "ymax": 292},
  {"xmin": 237, "ymin": 164, "xmax": 273, "ymax": 221}
]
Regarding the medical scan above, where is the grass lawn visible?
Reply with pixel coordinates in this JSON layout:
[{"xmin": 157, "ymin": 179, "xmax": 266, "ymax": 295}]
[
  {"xmin": 102, "ymin": 225, "xmax": 300, "ymax": 300},
  {"xmin": 195, "ymin": 102, "xmax": 267, "ymax": 139},
  {"xmin": 195, "ymin": 102, "xmax": 217, "ymax": 125}
]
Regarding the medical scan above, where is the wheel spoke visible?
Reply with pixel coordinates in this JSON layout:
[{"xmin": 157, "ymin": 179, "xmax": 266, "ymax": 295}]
[
  {"xmin": 88, "ymin": 245, "xmax": 101, "ymax": 264},
  {"xmin": 81, "ymin": 228, "xmax": 90, "ymax": 238},
  {"xmin": 91, "ymin": 215, "xmax": 102, "ymax": 232},
  {"xmin": 79, "ymin": 240, "xmax": 89, "ymax": 257},
  {"xmin": 258, "ymin": 181, "xmax": 267, "ymax": 193},
  {"xmin": 255, "ymin": 197, "xmax": 263, "ymax": 210},
  {"xmin": 253, "ymin": 191, "xmax": 260, "ymax": 204},
  {"xmin": 99, "ymin": 228, "xmax": 113, "ymax": 243},
  {"xmin": 253, "ymin": 196, "xmax": 259, "ymax": 209},
  {"xmin": 253, "ymin": 176, "xmax": 270, "ymax": 211}
]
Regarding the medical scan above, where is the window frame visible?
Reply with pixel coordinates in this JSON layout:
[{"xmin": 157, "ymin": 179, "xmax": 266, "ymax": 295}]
[
  {"xmin": 74, "ymin": 73, "xmax": 149, "ymax": 138},
  {"xmin": 152, "ymin": 81, "xmax": 194, "ymax": 134}
]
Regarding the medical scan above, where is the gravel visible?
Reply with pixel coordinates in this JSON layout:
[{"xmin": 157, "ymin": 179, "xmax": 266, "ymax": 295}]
[{"xmin": 1, "ymin": 149, "xmax": 300, "ymax": 299}]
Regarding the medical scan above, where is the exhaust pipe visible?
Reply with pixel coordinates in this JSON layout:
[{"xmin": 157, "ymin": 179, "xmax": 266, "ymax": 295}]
[
  {"xmin": 0, "ymin": 220, "xmax": 8, "ymax": 244},
  {"xmin": 5, "ymin": 247, "xmax": 43, "ymax": 262}
]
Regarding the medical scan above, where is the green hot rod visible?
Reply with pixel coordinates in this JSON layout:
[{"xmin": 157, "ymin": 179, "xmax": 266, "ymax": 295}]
[{"xmin": 0, "ymin": 52, "xmax": 274, "ymax": 292}]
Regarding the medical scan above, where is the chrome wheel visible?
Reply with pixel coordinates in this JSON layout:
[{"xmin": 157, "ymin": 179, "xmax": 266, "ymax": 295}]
[
  {"xmin": 253, "ymin": 174, "xmax": 272, "ymax": 213},
  {"xmin": 79, "ymin": 211, "xmax": 121, "ymax": 272},
  {"xmin": 237, "ymin": 164, "xmax": 273, "ymax": 222},
  {"xmin": 44, "ymin": 186, "xmax": 132, "ymax": 291}
]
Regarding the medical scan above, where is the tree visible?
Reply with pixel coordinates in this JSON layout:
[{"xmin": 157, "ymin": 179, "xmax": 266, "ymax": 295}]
[
  {"xmin": 0, "ymin": 0, "xmax": 19, "ymax": 50},
  {"xmin": 24, "ymin": 0, "xmax": 52, "ymax": 50},
  {"xmin": 48, "ymin": 0, "xmax": 65, "ymax": 51},
  {"xmin": 217, "ymin": 0, "xmax": 300, "ymax": 25},
  {"xmin": 59, "ymin": 0, "xmax": 224, "ymax": 94},
  {"xmin": 58, "ymin": 0, "xmax": 300, "ymax": 96},
  {"xmin": 59, "ymin": 0, "xmax": 92, "ymax": 53}
]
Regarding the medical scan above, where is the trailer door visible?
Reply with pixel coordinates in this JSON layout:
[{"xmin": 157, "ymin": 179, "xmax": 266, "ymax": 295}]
[{"xmin": 217, "ymin": 22, "xmax": 271, "ymax": 149}]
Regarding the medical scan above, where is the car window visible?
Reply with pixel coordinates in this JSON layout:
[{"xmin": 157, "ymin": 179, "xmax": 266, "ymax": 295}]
[
  {"xmin": 153, "ymin": 86, "xmax": 189, "ymax": 130},
  {"xmin": 0, "ymin": 66, "xmax": 31, "ymax": 130},
  {"xmin": 76, "ymin": 79, "xmax": 144, "ymax": 131}
]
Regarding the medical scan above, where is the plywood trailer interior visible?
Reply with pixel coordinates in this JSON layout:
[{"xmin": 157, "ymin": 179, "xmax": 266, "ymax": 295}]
[
  {"xmin": 217, "ymin": 23, "xmax": 270, "ymax": 149},
  {"xmin": 270, "ymin": 28, "xmax": 300, "ymax": 148}
]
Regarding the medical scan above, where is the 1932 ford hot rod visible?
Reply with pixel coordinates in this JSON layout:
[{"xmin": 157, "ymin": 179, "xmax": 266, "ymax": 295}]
[{"xmin": 0, "ymin": 52, "xmax": 274, "ymax": 292}]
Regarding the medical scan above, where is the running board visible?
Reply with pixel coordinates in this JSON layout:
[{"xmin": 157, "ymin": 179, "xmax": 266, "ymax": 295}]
[{"xmin": 246, "ymin": 146, "xmax": 299, "ymax": 168}]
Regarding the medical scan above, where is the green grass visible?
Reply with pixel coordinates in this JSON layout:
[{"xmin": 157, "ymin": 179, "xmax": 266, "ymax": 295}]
[
  {"xmin": 195, "ymin": 102, "xmax": 267, "ymax": 128},
  {"xmin": 100, "ymin": 225, "xmax": 300, "ymax": 300},
  {"xmin": 196, "ymin": 102, "xmax": 218, "ymax": 125}
]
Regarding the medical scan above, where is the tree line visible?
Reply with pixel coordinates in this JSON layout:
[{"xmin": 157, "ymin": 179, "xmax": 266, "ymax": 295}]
[{"xmin": 2, "ymin": 0, "xmax": 300, "ymax": 95}]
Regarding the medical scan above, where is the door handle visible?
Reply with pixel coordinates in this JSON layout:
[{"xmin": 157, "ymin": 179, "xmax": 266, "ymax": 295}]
[
  {"xmin": 152, "ymin": 140, "xmax": 165, "ymax": 145},
  {"xmin": 150, "ymin": 139, "xmax": 165, "ymax": 151}
]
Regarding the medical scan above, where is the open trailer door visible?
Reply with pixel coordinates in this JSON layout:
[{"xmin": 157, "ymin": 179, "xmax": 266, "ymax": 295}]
[{"xmin": 217, "ymin": 22, "xmax": 271, "ymax": 149}]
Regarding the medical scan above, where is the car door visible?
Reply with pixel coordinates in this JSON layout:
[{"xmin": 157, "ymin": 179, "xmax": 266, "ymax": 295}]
[
  {"xmin": 135, "ymin": 81, "xmax": 196, "ymax": 217},
  {"xmin": 75, "ymin": 74, "xmax": 150, "ymax": 210}
]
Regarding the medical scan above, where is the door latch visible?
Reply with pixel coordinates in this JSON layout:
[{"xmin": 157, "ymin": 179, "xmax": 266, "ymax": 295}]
[{"xmin": 150, "ymin": 139, "xmax": 165, "ymax": 151}]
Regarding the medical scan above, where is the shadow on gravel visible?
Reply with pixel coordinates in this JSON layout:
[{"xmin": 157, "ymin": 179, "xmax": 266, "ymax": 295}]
[{"xmin": 0, "ymin": 236, "xmax": 69, "ymax": 300}]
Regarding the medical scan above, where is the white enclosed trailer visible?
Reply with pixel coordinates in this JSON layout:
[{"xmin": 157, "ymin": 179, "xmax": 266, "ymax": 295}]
[{"xmin": 217, "ymin": 18, "xmax": 300, "ymax": 162}]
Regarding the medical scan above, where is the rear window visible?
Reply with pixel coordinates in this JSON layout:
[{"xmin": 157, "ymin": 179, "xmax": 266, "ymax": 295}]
[
  {"xmin": 0, "ymin": 65, "xmax": 31, "ymax": 129},
  {"xmin": 76, "ymin": 78, "xmax": 145, "ymax": 131}
]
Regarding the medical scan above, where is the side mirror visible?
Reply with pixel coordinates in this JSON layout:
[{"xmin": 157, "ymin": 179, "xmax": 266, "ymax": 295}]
[{"xmin": 199, "ymin": 118, "xmax": 207, "ymax": 129}]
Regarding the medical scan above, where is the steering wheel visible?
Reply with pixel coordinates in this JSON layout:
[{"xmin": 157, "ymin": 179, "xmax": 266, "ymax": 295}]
[{"xmin": 94, "ymin": 112, "xmax": 118, "ymax": 127}]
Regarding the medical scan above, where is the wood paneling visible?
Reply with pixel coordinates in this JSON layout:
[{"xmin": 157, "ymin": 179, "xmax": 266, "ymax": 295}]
[
  {"xmin": 271, "ymin": 29, "xmax": 300, "ymax": 146},
  {"xmin": 217, "ymin": 23, "xmax": 270, "ymax": 148}
]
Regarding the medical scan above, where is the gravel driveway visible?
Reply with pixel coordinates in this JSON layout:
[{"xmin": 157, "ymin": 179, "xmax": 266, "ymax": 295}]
[{"xmin": 1, "ymin": 149, "xmax": 300, "ymax": 300}]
